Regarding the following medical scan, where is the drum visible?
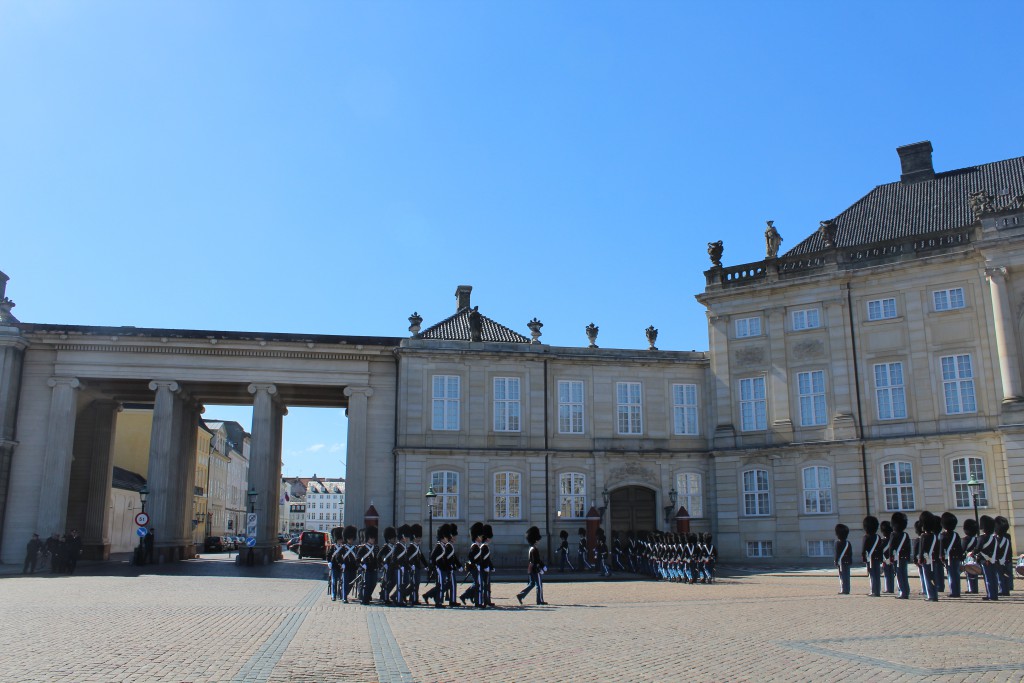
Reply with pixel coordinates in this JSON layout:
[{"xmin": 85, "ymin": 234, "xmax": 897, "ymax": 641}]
[
  {"xmin": 962, "ymin": 555, "xmax": 983, "ymax": 577},
  {"xmin": 1015, "ymin": 555, "xmax": 1024, "ymax": 578}
]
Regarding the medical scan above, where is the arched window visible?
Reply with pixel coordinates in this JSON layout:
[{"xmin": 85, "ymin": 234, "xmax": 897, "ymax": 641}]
[
  {"xmin": 743, "ymin": 469, "xmax": 770, "ymax": 516},
  {"xmin": 882, "ymin": 461, "xmax": 915, "ymax": 511},
  {"xmin": 802, "ymin": 466, "xmax": 833, "ymax": 514},
  {"xmin": 675, "ymin": 473, "xmax": 702, "ymax": 517},
  {"xmin": 951, "ymin": 457, "xmax": 988, "ymax": 508},
  {"xmin": 494, "ymin": 472, "xmax": 522, "ymax": 519},
  {"xmin": 430, "ymin": 471, "xmax": 459, "ymax": 519},
  {"xmin": 558, "ymin": 472, "xmax": 586, "ymax": 518}
]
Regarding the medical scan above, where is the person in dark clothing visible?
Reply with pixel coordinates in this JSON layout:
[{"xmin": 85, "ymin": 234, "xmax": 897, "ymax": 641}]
[
  {"xmin": 144, "ymin": 528, "xmax": 155, "ymax": 565},
  {"xmin": 65, "ymin": 529, "xmax": 83, "ymax": 574},
  {"xmin": 23, "ymin": 533, "xmax": 42, "ymax": 574},
  {"xmin": 834, "ymin": 523, "xmax": 853, "ymax": 594},
  {"xmin": 45, "ymin": 533, "xmax": 61, "ymax": 573},
  {"xmin": 516, "ymin": 526, "xmax": 547, "ymax": 605}
]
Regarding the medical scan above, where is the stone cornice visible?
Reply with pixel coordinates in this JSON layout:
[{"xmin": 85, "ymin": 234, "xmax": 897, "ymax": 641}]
[{"xmin": 38, "ymin": 341, "xmax": 380, "ymax": 363}]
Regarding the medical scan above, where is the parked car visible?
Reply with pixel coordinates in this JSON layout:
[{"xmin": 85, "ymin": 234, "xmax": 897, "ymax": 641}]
[
  {"xmin": 296, "ymin": 530, "xmax": 330, "ymax": 560},
  {"xmin": 204, "ymin": 536, "xmax": 227, "ymax": 552}
]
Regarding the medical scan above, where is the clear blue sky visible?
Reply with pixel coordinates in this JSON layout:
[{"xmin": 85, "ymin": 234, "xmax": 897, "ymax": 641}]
[{"xmin": 3, "ymin": 2, "xmax": 1022, "ymax": 477}]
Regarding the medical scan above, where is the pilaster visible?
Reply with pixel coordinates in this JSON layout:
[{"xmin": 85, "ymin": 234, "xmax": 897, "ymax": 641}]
[
  {"xmin": 986, "ymin": 267, "xmax": 1023, "ymax": 402},
  {"xmin": 36, "ymin": 377, "xmax": 81, "ymax": 537},
  {"xmin": 344, "ymin": 385, "xmax": 374, "ymax": 529}
]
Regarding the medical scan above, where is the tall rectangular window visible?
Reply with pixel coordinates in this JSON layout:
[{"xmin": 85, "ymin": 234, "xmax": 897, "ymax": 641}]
[
  {"xmin": 616, "ymin": 382, "xmax": 643, "ymax": 434},
  {"xmin": 933, "ymin": 287, "xmax": 965, "ymax": 312},
  {"xmin": 493, "ymin": 377, "xmax": 521, "ymax": 432},
  {"xmin": 952, "ymin": 457, "xmax": 988, "ymax": 509},
  {"xmin": 739, "ymin": 377, "xmax": 767, "ymax": 431},
  {"xmin": 792, "ymin": 308, "xmax": 821, "ymax": 331},
  {"xmin": 867, "ymin": 298, "xmax": 898, "ymax": 321},
  {"xmin": 493, "ymin": 472, "xmax": 521, "ymax": 519},
  {"xmin": 735, "ymin": 316, "xmax": 762, "ymax": 338},
  {"xmin": 676, "ymin": 472, "xmax": 702, "ymax": 517},
  {"xmin": 672, "ymin": 384, "xmax": 699, "ymax": 435},
  {"xmin": 941, "ymin": 354, "xmax": 977, "ymax": 414},
  {"xmin": 797, "ymin": 370, "xmax": 827, "ymax": 426},
  {"xmin": 557, "ymin": 380, "xmax": 584, "ymax": 434},
  {"xmin": 743, "ymin": 469, "xmax": 770, "ymax": 516},
  {"xmin": 558, "ymin": 473, "xmax": 586, "ymax": 518},
  {"xmin": 802, "ymin": 466, "xmax": 833, "ymax": 514},
  {"xmin": 430, "ymin": 471, "xmax": 459, "ymax": 519},
  {"xmin": 874, "ymin": 362, "xmax": 907, "ymax": 420},
  {"xmin": 883, "ymin": 462, "xmax": 915, "ymax": 511},
  {"xmin": 431, "ymin": 375, "xmax": 460, "ymax": 431}
]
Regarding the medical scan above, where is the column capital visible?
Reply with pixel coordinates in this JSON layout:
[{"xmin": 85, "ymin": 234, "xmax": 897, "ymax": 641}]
[
  {"xmin": 344, "ymin": 386, "xmax": 374, "ymax": 399},
  {"xmin": 47, "ymin": 377, "xmax": 81, "ymax": 389},
  {"xmin": 986, "ymin": 265, "xmax": 1009, "ymax": 280},
  {"xmin": 148, "ymin": 380, "xmax": 180, "ymax": 393},
  {"xmin": 247, "ymin": 383, "xmax": 278, "ymax": 396}
]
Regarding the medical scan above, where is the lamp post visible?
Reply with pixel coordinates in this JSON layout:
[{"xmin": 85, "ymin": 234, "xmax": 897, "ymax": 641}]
[
  {"xmin": 967, "ymin": 476, "xmax": 982, "ymax": 526},
  {"xmin": 425, "ymin": 485, "xmax": 437, "ymax": 543},
  {"xmin": 665, "ymin": 486, "xmax": 678, "ymax": 526},
  {"xmin": 139, "ymin": 484, "xmax": 149, "ymax": 514},
  {"xmin": 246, "ymin": 487, "xmax": 258, "ymax": 566},
  {"xmin": 137, "ymin": 484, "xmax": 150, "ymax": 564}
]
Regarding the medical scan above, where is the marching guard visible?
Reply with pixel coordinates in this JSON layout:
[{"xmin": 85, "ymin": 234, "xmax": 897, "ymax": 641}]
[
  {"xmin": 516, "ymin": 526, "xmax": 547, "ymax": 605},
  {"xmin": 358, "ymin": 526, "xmax": 379, "ymax": 605}
]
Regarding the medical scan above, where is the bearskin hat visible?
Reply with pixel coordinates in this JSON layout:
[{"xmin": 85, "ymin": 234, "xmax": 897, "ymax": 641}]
[
  {"xmin": 526, "ymin": 526, "xmax": 542, "ymax": 543},
  {"xmin": 383, "ymin": 526, "xmax": 397, "ymax": 542},
  {"xmin": 448, "ymin": 524, "xmax": 459, "ymax": 538},
  {"xmin": 578, "ymin": 527, "xmax": 586, "ymax": 536},
  {"xmin": 918, "ymin": 510, "xmax": 935, "ymax": 527},
  {"xmin": 879, "ymin": 519, "xmax": 893, "ymax": 536},
  {"xmin": 559, "ymin": 529, "xmax": 568, "ymax": 540},
  {"xmin": 891, "ymin": 511, "xmax": 908, "ymax": 533},
  {"xmin": 343, "ymin": 525, "xmax": 357, "ymax": 541},
  {"xmin": 927, "ymin": 514, "xmax": 942, "ymax": 534},
  {"xmin": 963, "ymin": 517, "xmax": 979, "ymax": 536},
  {"xmin": 411, "ymin": 523, "xmax": 423, "ymax": 539},
  {"xmin": 980, "ymin": 515, "xmax": 995, "ymax": 534},
  {"xmin": 331, "ymin": 526, "xmax": 344, "ymax": 542},
  {"xmin": 687, "ymin": 533, "xmax": 698, "ymax": 544},
  {"xmin": 705, "ymin": 533, "xmax": 713, "ymax": 543},
  {"xmin": 470, "ymin": 522, "xmax": 485, "ymax": 539},
  {"xmin": 483, "ymin": 524, "xmax": 493, "ymax": 540},
  {"xmin": 940, "ymin": 512, "xmax": 958, "ymax": 533},
  {"xmin": 913, "ymin": 520, "xmax": 923, "ymax": 535},
  {"xmin": 862, "ymin": 515, "xmax": 879, "ymax": 535},
  {"xmin": 437, "ymin": 523, "xmax": 450, "ymax": 541},
  {"xmin": 364, "ymin": 526, "xmax": 378, "ymax": 542},
  {"xmin": 995, "ymin": 516, "xmax": 1009, "ymax": 535},
  {"xmin": 398, "ymin": 524, "xmax": 411, "ymax": 540},
  {"xmin": 835, "ymin": 523, "xmax": 850, "ymax": 541}
]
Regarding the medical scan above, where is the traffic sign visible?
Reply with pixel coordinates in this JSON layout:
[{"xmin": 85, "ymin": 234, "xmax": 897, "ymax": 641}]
[
  {"xmin": 246, "ymin": 513, "xmax": 257, "ymax": 537},
  {"xmin": 136, "ymin": 526, "xmax": 148, "ymax": 538},
  {"xmin": 134, "ymin": 512, "xmax": 150, "ymax": 527},
  {"xmin": 246, "ymin": 536, "xmax": 256, "ymax": 547}
]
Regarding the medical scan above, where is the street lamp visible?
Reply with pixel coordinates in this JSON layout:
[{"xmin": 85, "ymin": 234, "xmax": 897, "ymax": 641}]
[
  {"xmin": 966, "ymin": 476, "xmax": 982, "ymax": 526},
  {"xmin": 425, "ymin": 484, "xmax": 437, "ymax": 543},
  {"xmin": 247, "ymin": 487, "xmax": 258, "ymax": 514},
  {"xmin": 665, "ymin": 487, "xmax": 678, "ymax": 526},
  {"xmin": 139, "ymin": 484, "xmax": 149, "ymax": 514}
]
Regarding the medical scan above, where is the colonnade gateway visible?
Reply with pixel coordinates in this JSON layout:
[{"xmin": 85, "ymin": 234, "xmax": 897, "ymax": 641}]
[{"xmin": 2, "ymin": 141, "xmax": 1024, "ymax": 565}]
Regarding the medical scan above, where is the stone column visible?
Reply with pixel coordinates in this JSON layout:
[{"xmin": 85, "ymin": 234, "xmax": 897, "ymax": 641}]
[
  {"xmin": 0, "ymin": 325, "xmax": 28, "ymax": 551},
  {"xmin": 36, "ymin": 377, "xmax": 81, "ymax": 537},
  {"xmin": 344, "ymin": 386, "xmax": 374, "ymax": 531},
  {"xmin": 147, "ymin": 380, "xmax": 187, "ymax": 562},
  {"xmin": 986, "ymin": 267, "xmax": 1023, "ymax": 402},
  {"xmin": 247, "ymin": 383, "xmax": 283, "ymax": 564},
  {"xmin": 81, "ymin": 400, "xmax": 119, "ymax": 560},
  {"xmin": 175, "ymin": 400, "xmax": 202, "ymax": 557}
]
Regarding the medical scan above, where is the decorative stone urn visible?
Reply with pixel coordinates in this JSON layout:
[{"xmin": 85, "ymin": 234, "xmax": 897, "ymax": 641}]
[
  {"xmin": 408, "ymin": 312, "xmax": 423, "ymax": 337},
  {"xmin": 527, "ymin": 317, "xmax": 543, "ymax": 344},
  {"xmin": 586, "ymin": 323, "xmax": 599, "ymax": 349},
  {"xmin": 645, "ymin": 325, "xmax": 658, "ymax": 351}
]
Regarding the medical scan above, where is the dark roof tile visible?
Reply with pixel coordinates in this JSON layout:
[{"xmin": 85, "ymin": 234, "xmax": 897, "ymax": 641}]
[{"xmin": 420, "ymin": 308, "xmax": 531, "ymax": 343}]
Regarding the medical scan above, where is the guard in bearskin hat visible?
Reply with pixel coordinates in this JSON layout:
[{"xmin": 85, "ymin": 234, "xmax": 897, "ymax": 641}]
[
  {"xmin": 409, "ymin": 523, "xmax": 426, "ymax": 604},
  {"xmin": 479, "ymin": 524, "xmax": 495, "ymax": 608},
  {"xmin": 702, "ymin": 533, "xmax": 717, "ymax": 583},
  {"xmin": 516, "ymin": 526, "xmax": 547, "ymax": 605},
  {"xmin": 961, "ymin": 517, "xmax": 980, "ymax": 594},
  {"xmin": 611, "ymin": 531, "xmax": 625, "ymax": 572},
  {"xmin": 577, "ymin": 527, "xmax": 593, "ymax": 571},
  {"xmin": 861, "ymin": 516, "xmax": 882, "ymax": 597},
  {"xmin": 879, "ymin": 519, "xmax": 895, "ymax": 594},
  {"xmin": 595, "ymin": 528, "xmax": 611, "ymax": 577},
  {"xmin": 994, "ymin": 515, "xmax": 1014, "ymax": 596},
  {"xmin": 359, "ymin": 526, "xmax": 379, "ymax": 605},
  {"xmin": 888, "ymin": 512, "xmax": 911, "ymax": 599},
  {"xmin": 443, "ymin": 524, "xmax": 460, "ymax": 607},
  {"xmin": 939, "ymin": 512, "xmax": 962, "ymax": 598},
  {"xmin": 422, "ymin": 524, "xmax": 448, "ymax": 607},
  {"xmin": 337, "ymin": 525, "xmax": 359, "ymax": 603},
  {"xmin": 977, "ymin": 515, "xmax": 999, "ymax": 600},
  {"xmin": 460, "ymin": 522, "xmax": 484, "ymax": 606},
  {"xmin": 379, "ymin": 526, "xmax": 398, "ymax": 604},
  {"xmin": 394, "ymin": 525, "xmax": 412, "ymax": 606},
  {"xmin": 917, "ymin": 512, "xmax": 940, "ymax": 601},
  {"xmin": 834, "ymin": 523, "xmax": 853, "ymax": 594},
  {"xmin": 557, "ymin": 529, "xmax": 573, "ymax": 572}
]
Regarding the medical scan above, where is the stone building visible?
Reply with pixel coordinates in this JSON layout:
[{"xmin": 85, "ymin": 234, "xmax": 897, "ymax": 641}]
[{"xmin": 0, "ymin": 141, "xmax": 1021, "ymax": 565}]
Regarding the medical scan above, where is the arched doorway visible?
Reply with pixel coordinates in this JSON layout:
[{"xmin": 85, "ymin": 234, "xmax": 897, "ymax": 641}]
[{"xmin": 609, "ymin": 486, "xmax": 657, "ymax": 534}]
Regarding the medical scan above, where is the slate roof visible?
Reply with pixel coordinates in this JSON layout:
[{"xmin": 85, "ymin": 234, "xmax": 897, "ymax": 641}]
[
  {"xmin": 112, "ymin": 466, "xmax": 146, "ymax": 492},
  {"xmin": 785, "ymin": 155, "xmax": 1024, "ymax": 257},
  {"xmin": 420, "ymin": 307, "xmax": 531, "ymax": 343}
]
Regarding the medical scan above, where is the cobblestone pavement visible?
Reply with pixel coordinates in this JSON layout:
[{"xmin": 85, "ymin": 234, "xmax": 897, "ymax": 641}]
[{"xmin": 1, "ymin": 555, "xmax": 1021, "ymax": 682}]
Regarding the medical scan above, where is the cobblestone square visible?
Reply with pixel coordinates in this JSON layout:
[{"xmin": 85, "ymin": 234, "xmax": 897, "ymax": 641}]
[{"xmin": 0, "ymin": 557, "xmax": 1020, "ymax": 682}]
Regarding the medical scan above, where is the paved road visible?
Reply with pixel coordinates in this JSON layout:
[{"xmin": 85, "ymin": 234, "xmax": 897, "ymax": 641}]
[{"xmin": 0, "ymin": 555, "xmax": 1020, "ymax": 682}]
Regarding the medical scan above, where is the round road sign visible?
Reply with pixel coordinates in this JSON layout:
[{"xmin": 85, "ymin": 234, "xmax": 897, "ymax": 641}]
[
  {"xmin": 246, "ymin": 536, "xmax": 257, "ymax": 547},
  {"xmin": 136, "ymin": 526, "xmax": 148, "ymax": 538},
  {"xmin": 135, "ymin": 512, "xmax": 150, "ymax": 527}
]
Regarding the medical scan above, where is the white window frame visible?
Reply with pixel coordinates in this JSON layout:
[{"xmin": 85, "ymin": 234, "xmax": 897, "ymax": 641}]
[
  {"xmin": 951, "ymin": 457, "xmax": 988, "ymax": 509},
  {"xmin": 558, "ymin": 472, "xmax": 586, "ymax": 519},
  {"xmin": 431, "ymin": 375, "xmax": 461, "ymax": 431},
  {"xmin": 941, "ymin": 354, "xmax": 977, "ymax": 415},
  {"xmin": 746, "ymin": 540, "xmax": 773, "ymax": 558},
  {"xmin": 493, "ymin": 377, "xmax": 521, "ymax": 432},
  {"xmin": 672, "ymin": 384, "xmax": 699, "ymax": 436},
  {"xmin": 557, "ymin": 380, "xmax": 584, "ymax": 434},
  {"xmin": 738, "ymin": 377, "xmax": 767, "ymax": 432},
  {"xmin": 802, "ymin": 466, "xmax": 833, "ymax": 514},
  {"xmin": 743, "ymin": 469, "xmax": 770, "ymax": 516},
  {"xmin": 676, "ymin": 472, "xmax": 702, "ymax": 518},
  {"xmin": 933, "ymin": 287, "xmax": 965, "ymax": 312},
  {"xmin": 791, "ymin": 308, "xmax": 821, "ymax": 331},
  {"xmin": 493, "ymin": 471, "xmax": 521, "ymax": 520},
  {"xmin": 882, "ymin": 461, "xmax": 915, "ymax": 512},
  {"xmin": 806, "ymin": 540, "xmax": 831, "ymax": 557},
  {"xmin": 867, "ymin": 297, "xmax": 898, "ymax": 321},
  {"xmin": 430, "ymin": 471, "xmax": 459, "ymax": 519},
  {"xmin": 735, "ymin": 316, "xmax": 762, "ymax": 338},
  {"xmin": 874, "ymin": 362, "xmax": 907, "ymax": 420},
  {"xmin": 616, "ymin": 382, "xmax": 643, "ymax": 434},
  {"xmin": 797, "ymin": 370, "xmax": 827, "ymax": 427}
]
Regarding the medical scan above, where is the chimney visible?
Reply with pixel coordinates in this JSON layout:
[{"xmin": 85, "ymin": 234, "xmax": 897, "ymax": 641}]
[
  {"xmin": 897, "ymin": 141, "xmax": 934, "ymax": 184},
  {"xmin": 455, "ymin": 285, "xmax": 472, "ymax": 311}
]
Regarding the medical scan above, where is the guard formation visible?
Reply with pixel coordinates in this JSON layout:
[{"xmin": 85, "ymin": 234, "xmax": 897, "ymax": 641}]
[
  {"xmin": 629, "ymin": 531, "xmax": 718, "ymax": 583},
  {"xmin": 836, "ymin": 511, "xmax": 1020, "ymax": 601}
]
